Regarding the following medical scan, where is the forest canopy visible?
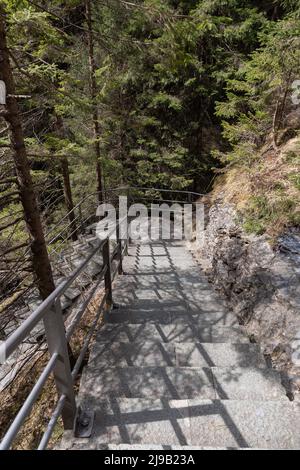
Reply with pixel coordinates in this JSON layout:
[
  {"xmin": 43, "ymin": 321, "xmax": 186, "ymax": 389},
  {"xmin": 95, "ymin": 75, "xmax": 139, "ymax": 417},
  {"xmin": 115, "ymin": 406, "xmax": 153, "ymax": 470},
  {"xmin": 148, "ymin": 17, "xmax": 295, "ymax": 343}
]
[
  {"xmin": 1, "ymin": 0, "xmax": 299, "ymax": 194},
  {"xmin": 0, "ymin": 0, "xmax": 299, "ymax": 305},
  {"xmin": 0, "ymin": 0, "xmax": 299, "ymax": 450}
]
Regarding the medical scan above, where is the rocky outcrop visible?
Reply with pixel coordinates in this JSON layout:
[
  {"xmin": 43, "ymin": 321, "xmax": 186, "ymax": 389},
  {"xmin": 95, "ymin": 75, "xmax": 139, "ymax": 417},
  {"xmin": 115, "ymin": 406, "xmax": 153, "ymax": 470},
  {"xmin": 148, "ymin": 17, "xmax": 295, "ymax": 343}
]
[{"xmin": 191, "ymin": 199, "xmax": 300, "ymax": 394}]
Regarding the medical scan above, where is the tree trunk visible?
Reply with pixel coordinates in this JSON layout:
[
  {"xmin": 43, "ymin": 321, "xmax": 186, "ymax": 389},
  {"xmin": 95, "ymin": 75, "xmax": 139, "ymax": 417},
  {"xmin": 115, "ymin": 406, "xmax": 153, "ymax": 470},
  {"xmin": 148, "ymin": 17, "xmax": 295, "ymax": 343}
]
[
  {"xmin": 0, "ymin": 7, "xmax": 55, "ymax": 300},
  {"xmin": 86, "ymin": 0, "xmax": 104, "ymax": 204},
  {"xmin": 61, "ymin": 158, "xmax": 78, "ymax": 241},
  {"xmin": 272, "ymin": 96, "xmax": 281, "ymax": 150},
  {"xmin": 272, "ymin": 79, "xmax": 291, "ymax": 150},
  {"xmin": 54, "ymin": 115, "xmax": 78, "ymax": 241}
]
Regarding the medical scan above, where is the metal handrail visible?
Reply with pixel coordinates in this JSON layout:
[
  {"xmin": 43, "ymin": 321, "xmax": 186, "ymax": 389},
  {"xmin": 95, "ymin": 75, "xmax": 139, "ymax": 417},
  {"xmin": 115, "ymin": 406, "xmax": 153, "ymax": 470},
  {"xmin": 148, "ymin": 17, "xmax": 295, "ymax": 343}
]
[
  {"xmin": 45, "ymin": 192, "xmax": 100, "ymax": 241},
  {"xmin": 4, "ymin": 236, "xmax": 106, "ymax": 359},
  {"xmin": 46, "ymin": 186, "xmax": 203, "ymax": 241},
  {"xmin": 0, "ymin": 187, "xmax": 203, "ymax": 450},
  {"xmin": 0, "ymin": 353, "xmax": 59, "ymax": 450},
  {"xmin": 0, "ymin": 215, "xmax": 128, "ymax": 450},
  {"xmin": 106, "ymin": 186, "xmax": 204, "ymax": 198}
]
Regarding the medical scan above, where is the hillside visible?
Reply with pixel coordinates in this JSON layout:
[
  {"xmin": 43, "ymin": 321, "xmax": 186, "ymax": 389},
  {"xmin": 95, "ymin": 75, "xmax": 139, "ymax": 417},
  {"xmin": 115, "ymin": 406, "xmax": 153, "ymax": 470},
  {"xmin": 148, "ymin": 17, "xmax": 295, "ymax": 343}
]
[{"xmin": 211, "ymin": 136, "xmax": 300, "ymax": 238}]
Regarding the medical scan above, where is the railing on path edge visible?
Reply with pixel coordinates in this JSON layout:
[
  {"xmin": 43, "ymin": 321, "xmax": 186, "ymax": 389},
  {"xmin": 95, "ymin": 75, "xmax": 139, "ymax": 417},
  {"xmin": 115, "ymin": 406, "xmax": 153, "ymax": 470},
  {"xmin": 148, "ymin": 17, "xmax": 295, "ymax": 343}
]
[{"xmin": 0, "ymin": 187, "xmax": 204, "ymax": 450}]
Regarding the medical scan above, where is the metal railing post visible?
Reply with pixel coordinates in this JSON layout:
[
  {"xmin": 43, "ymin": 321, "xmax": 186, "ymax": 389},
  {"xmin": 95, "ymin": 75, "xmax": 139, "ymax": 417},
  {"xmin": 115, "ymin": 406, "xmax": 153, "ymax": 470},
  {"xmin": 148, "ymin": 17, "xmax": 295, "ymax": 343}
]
[
  {"xmin": 42, "ymin": 299, "xmax": 76, "ymax": 430},
  {"xmin": 125, "ymin": 213, "xmax": 131, "ymax": 256},
  {"xmin": 116, "ymin": 222, "xmax": 123, "ymax": 274},
  {"xmin": 0, "ymin": 188, "xmax": 207, "ymax": 450},
  {"xmin": 78, "ymin": 202, "xmax": 83, "ymax": 233},
  {"xmin": 103, "ymin": 238, "xmax": 113, "ymax": 306}
]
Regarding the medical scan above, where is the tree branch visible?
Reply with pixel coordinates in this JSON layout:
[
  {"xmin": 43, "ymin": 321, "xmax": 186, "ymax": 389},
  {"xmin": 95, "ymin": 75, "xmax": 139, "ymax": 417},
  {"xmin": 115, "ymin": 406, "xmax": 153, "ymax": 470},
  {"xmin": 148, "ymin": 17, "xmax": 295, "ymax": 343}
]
[
  {"xmin": 0, "ymin": 217, "xmax": 23, "ymax": 233},
  {"xmin": 2, "ymin": 243, "xmax": 28, "ymax": 257}
]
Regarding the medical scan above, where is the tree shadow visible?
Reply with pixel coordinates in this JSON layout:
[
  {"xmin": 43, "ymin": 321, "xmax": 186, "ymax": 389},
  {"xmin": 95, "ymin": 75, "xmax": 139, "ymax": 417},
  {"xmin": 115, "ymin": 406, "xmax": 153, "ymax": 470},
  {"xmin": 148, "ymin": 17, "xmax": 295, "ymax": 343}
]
[{"xmin": 73, "ymin": 235, "xmax": 288, "ymax": 450}]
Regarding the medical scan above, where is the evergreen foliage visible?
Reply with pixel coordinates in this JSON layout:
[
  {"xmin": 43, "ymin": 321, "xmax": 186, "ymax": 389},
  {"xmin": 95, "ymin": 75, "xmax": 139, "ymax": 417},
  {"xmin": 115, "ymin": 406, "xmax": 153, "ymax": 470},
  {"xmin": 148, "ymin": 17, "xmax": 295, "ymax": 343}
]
[{"xmin": 0, "ymin": 0, "xmax": 299, "ymax": 247}]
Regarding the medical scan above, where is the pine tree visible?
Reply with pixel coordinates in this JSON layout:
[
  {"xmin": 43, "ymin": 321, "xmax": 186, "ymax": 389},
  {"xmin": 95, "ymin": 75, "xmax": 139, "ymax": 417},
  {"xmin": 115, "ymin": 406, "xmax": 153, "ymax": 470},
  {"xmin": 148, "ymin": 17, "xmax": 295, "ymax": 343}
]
[{"xmin": 0, "ymin": 3, "xmax": 55, "ymax": 299}]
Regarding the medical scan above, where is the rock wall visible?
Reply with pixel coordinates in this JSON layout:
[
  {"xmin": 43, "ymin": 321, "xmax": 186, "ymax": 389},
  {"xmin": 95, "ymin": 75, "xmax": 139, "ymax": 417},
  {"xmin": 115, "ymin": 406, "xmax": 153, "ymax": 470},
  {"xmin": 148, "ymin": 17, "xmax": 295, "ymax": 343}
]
[{"xmin": 191, "ymin": 198, "xmax": 300, "ymax": 393}]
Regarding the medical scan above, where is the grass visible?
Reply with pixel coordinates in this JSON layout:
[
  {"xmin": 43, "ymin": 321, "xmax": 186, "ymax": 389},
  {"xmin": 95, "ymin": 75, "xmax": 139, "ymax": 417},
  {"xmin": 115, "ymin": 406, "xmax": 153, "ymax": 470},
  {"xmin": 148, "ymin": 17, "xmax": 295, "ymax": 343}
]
[
  {"xmin": 243, "ymin": 195, "xmax": 298, "ymax": 236},
  {"xmin": 211, "ymin": 136, "xmax": 300, "ymax": 238},
  {"xmin": 288, "ymin": 172, "xmax": 300, "ymax": 191}
]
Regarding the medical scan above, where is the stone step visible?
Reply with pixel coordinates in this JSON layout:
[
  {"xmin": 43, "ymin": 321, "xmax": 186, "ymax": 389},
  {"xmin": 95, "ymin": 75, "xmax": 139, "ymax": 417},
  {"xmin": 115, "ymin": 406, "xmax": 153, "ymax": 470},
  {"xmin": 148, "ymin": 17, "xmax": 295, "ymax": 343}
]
[
  {"xmin": 25, "ymin": 293, "xmax": 43, "ymax": 312},
  {"xmin": 67, "ymin": 255, "xmax": 103, "ymax": 277},
  {"xmin": 106, "ymin": 308, "xmax": 237, "ymax": 326},
  {"xmin": 60, "ymin": 296, "xmax": 73, "ymax": 311},
  {"xmin": 84, "ymin": 236, "xmax": 102, "ymax": 249},
  {"xmin": 64, "ymin": 262, "xmax": 102, "ymax": 279},
  {"xmin": 57, "ymin": 262, "xmax": 93, "ymax": 287},
  {"xmin": 26, "ymin": 292, "xmax": 72, "ymax": 312},
  {"xmin": 60, "ymin": 398, "xmax": 300, "ymax": 450},
  {"xmin": 88, "ymin": 341, "xmax": 265, "ymax": 368},
  {"xmin": 107, "ymin": 304, "xmax": 234, "ymax": 323},
  {"xmin": 79, "ymin": 366, "xmax": 216, "ymax": 401},
  {"xmin": 99, "ymin": 322, "xmax": 247, "ymax": 343},
  {"xmin": 113, "ymin": 288, "xmax": 225, "ymax": 308},
  {"xmin": 103, "ymin": 444, "xmax": 228, "ymax": 450},
  {"xmin": 70, "ymin": 241, "xmax": 104, "ymax": 261},
  {"xmin": 113, "ymin": 271, "xmax": 213, "ymax": 286},
  {"xmin": 175, "ymin": 342, "xmax": 265, "ymax": 368},
  {"xmin": 69, "ymin": 240, "xmax": 85, "ymax": 250},
  {"xmin": 75, "ymin": 274, "xmax": 91, "ymax": 288},
  {"xmin": 112, "ymin": 282, "xmax": 213, "ymax": 298},
  {"xmin": 73, "ymin": 245, "xmax": 102, "ymax": 261},
  {"xmin": 85, "ymin": 222, "xmax": 98, "ymax": 235},
  {"xmin": 79, "ymin": 365, "xmax": 285, "ymax": 401},
  {"xmin": 89, "ymin": 341, "xmax": 177, "ymax": 367},
  {"xmin": 122, "ymin": 262, "xmax": 202, "ymax": 275},
  {"xmin": 124, "ymin": 256, "xmax": 197, "ymax": 268},
  {"xmin": 55, "ymin": 277, "xmax": 82, "ymax": 301},
  {"xmin": 61, "ymin": 443, "xmax": 230, "ymax": 450},
  {"xmin": 211, "ymin": 367, "xmax": 285, "ymax": 400}
]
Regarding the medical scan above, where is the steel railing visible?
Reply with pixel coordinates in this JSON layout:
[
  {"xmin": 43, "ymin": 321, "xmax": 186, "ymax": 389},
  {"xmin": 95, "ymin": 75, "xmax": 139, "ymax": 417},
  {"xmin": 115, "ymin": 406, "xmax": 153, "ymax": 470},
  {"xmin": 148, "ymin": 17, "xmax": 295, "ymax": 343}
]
[
  {"xmin": 46, "ymin": 186, "xmax": 203, "ymax": 251},
  {"xmin": 0, "ymin": 214, "xmax": 128, "ymax": 451},
  {"xmin": 0, "ymin": 186, "xmax": 203, "ymax": 450}
]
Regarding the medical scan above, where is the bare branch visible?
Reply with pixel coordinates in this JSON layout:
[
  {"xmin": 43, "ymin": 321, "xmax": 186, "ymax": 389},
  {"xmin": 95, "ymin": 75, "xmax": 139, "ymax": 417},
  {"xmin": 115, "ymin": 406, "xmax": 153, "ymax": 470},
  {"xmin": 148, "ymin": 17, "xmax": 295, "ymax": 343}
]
[
  {"xmin": 0, "ymin": 217, "xmax": 23, "ymax": 233},
  {"xmin": 0, "ymin": 191, "xmax": 19, "ymax": 203},
  {"xmin": 2, "ymin": 243, "xmax": 28, "ymax": 257}
]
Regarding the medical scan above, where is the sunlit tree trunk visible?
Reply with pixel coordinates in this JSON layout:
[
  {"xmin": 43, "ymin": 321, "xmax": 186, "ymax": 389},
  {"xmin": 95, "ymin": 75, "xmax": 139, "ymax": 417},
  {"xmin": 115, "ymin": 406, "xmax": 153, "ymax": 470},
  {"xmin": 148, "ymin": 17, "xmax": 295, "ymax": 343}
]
[
  {"xmin": 0, "ymin": 6, "xmax": 55, "ymax": 299},
  {"xmin": 55, "ymin": 115, "xmax": 78, "ymax": 241},
  {"xmin": 86, "ymin": 0, "xmax": 104, "ymax": 203}
]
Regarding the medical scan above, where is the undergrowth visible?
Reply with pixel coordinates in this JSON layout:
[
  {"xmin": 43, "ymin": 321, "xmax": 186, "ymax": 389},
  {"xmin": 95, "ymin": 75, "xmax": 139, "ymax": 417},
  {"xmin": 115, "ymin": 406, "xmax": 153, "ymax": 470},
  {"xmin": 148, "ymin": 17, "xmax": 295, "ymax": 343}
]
[{"xmin": 212, "ymin": 137, "xmax": 300, "ymax": 237}]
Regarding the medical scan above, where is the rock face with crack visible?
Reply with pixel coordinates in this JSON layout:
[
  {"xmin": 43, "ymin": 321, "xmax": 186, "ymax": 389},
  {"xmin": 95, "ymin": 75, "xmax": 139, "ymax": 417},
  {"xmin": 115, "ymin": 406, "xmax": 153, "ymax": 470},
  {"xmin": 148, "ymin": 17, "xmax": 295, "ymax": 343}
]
[{"xmin": 191, "ymin": 198, "xmax": 300, "ymax": 391}]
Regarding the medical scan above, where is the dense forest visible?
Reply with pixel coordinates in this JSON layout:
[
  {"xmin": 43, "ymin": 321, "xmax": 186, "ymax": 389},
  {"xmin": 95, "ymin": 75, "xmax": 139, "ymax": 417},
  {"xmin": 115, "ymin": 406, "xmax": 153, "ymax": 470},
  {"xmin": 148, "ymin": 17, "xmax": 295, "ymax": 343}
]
[
  {"xmin": 0, "ymin": 1, "xmax": 299, "ymax": 314},
  {"xmin": 0, "ymin": 0, "xmax": 299, "ymax": 450}
]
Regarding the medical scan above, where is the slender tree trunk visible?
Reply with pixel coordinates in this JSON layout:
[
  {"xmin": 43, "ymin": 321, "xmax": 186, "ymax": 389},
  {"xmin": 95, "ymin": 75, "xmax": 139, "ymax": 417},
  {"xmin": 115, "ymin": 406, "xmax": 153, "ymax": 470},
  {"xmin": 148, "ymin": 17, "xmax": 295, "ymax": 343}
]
[
  {"xmin": 61, "ymin": 157, "xmax": 78, "ymax": 240},
  {"xmin": 272, "ymin": 80, "xmax": 291, "ymax": 150},
  {"xmin": 86, "ymin": 0, "xmax": 104, "ymax": 203},
  {"xmin": 272, "ymin": 96, "xmax": 281, "ymax": 150},
  {"xmin": 0, "ymin": 7, "xmax": 55, "ymax": 299},
  {"xmin": 54, "ymin": 115, "xmax": 78, "ymax": 241}
]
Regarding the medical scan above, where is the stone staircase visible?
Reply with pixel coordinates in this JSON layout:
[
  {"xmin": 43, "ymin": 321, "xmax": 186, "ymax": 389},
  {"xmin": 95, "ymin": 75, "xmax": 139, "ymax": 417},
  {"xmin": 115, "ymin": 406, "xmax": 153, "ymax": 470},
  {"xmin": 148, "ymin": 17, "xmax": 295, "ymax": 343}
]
[{"xmin": 60, "ymin": 239, "xmax": 300, "ymax": 450}]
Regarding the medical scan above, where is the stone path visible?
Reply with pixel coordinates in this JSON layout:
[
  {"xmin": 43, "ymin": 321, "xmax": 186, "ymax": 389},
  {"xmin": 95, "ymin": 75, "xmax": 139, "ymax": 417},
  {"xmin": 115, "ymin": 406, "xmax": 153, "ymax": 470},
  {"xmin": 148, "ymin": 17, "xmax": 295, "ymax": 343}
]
[{"xmin": 60, "ymin": 239, "xmax": 300, "ymax": 450}]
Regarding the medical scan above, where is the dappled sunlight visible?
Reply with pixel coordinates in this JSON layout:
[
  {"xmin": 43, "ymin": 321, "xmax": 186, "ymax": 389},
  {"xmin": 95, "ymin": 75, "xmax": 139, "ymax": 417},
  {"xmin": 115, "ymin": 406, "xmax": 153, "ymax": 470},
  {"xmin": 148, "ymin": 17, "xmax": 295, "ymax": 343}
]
[{"xmin": 57, "ymin": 232, "xmax": 297, "ymax": 450}]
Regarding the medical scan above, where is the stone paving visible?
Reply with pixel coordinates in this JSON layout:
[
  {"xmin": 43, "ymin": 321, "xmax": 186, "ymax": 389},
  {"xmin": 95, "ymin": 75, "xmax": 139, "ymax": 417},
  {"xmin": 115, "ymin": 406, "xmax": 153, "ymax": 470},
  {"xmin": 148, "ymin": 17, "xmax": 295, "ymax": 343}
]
[{"xmin": 60, "ymin": 238, "xmax": 300, "ymax": 450}]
